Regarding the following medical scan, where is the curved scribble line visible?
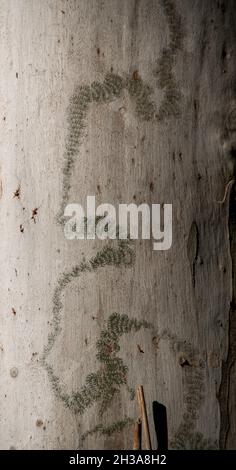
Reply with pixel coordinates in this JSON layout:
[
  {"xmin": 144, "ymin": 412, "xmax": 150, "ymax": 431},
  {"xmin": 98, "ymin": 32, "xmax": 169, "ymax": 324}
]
[{"xmin": 43, "ymin": 0, "xmax": 187, "ymax": 445}]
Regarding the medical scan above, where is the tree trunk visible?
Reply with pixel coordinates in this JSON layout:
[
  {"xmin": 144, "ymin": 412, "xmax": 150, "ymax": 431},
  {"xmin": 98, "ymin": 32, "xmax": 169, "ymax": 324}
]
[{"xmin": 0, "ymin": 0, "xmax": 236, "ymax": 450}]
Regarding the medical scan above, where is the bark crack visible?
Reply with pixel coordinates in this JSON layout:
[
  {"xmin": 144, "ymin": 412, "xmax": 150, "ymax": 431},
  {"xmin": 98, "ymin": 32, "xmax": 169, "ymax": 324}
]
[
  {"xmin": 218, "ymin": 180, "xmax": 236, "ymax": 448},
  {"xmin": 187, "ymin": 221, "xmax": 199, "ymax": 288}
]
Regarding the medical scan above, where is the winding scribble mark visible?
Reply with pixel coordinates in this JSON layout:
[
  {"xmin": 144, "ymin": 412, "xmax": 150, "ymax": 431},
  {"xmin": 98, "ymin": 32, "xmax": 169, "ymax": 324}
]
[
  {"xmin": 50, "ymin": 67, "xmax": 157, "ymax": 439},
  {"xmin": 41, "ymin": 241, "xmax": 152, "ymax": 437},
  {"xmin": 43, "ymin": 0, "xmax": 185, "ymax": 445},
  {"xmin": 81, "ymin": 417, "xmax": 134, "ymax": 443},
  {"xmin": 156, "ymin": 329, "xmax": 217, "ymax": 449},
  {"xmin": 171, "ymin": 415, "xmax": 217, "ymax": 450},
  {"xmin": 41, "ymin": 241, "xmax": 134, "ymax": 367},
  {"xmin": 58, "ymin": 0, "xmax": 183, "ymax": 224},
  {"xmin": 58, "ymin": 0, "xmax": 184, "ymax": 224},
  {"xmin": 42, "ymin": 307, "xmax": 151, "ymax": 417},
  {"xmin": 58, "ymin": 73, "xmax": 156, "ymax": 224},
  {"xmin": 155, "ymin": 0, "xmax": 184, "ymax": 121}
]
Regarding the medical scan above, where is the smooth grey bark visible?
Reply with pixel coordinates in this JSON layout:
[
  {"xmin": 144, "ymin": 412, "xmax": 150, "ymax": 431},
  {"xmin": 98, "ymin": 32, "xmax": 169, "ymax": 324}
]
[{"xmin": 0, "ymin": 0, "xmax": 236, "ymax": 450}]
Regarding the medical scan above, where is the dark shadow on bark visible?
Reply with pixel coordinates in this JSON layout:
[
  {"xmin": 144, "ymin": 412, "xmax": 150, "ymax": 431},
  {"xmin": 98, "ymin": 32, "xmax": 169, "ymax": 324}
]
[{"xmin": 152, "ymin": 401, "xmax": 168, "ymax": 450}]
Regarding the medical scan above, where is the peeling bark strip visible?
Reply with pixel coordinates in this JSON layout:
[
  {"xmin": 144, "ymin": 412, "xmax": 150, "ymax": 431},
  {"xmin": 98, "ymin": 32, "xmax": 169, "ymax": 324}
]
[{"xmin": 219, "ymin": 181, "xmax": 236, "ymax": 449}]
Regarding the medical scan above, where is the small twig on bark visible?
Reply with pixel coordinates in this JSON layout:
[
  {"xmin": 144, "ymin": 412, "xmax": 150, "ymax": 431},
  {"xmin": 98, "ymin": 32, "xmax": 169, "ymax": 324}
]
[
  {"xmin": 137, "ymin": 385, "xmax": 152, "ymax": 450},
  {"xmin": 133, "ymin": 419, "xmax": 142, "ymax": 450},
  {"xmin": 216, "ymin": 179, "xmax": 235, "ymax": 204}
]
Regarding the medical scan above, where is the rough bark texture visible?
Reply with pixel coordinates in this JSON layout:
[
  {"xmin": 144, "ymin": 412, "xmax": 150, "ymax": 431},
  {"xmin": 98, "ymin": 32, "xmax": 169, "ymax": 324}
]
[{"xmin": 0, "ymin": 0, "xmax": 236, "ymax": 450}]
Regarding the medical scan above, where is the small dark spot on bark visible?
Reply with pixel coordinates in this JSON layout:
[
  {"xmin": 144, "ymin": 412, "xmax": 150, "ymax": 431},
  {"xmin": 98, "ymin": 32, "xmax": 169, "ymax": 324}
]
[
  {"xmin": 149, "ymin": 181, "xmax": 154, "ymax": 192},
  {"xmin": 16, "ymin": 72, "xmax": 18, "ymax": 78},
  {"xmin": 221, "ymin": 43, "xmax": 227, "ymax": 61},
  {"xmin": 20, "ymin": 224, "xmax": 24, "ymax": 233},
  {"xmin": 97, "ymin": 184, "xmax": 101, "ymax": 193},
  {"xmin": 36, "ymin": 419, "xmax": 43, "ymax": 427},
  {"xmin": 12, "ymin": 308, "xmax": 16, "ymax": 316},
  {"xmin": 178, "ymin": 152, "xmax": 182, "ymax": 161},
  {"xmin": 31, "ymin": 208, "xmax": 38, "ymax": 223},
  {"xmin": 152, "ymin": 336, "xmax": 159, "ymax": 348},
  {"xmin": 13, "ymin": 186, "xmax": 20, "ymax": 199},
  {"xmin": 179, "ymin": 357, "xmax": 190, "ymax": 367},
  {"xmin": 97, "ymin": 47, "xmax": 100, "ymax": 55},
  {"xmin": 137, "ymin": 344, "xmax": 144, "ymax": 353},
  {"xmin": 10, "ymin": 367, "xmax": 18, "ymax": 378},
  {"xmin": 61, "ymin": 10, "xmax": 65, "ymax": 14},
  {"xmin": 217, "ymin": 1, "xmax": 226, "ymax": 14},
  {"xmin": 133, "ymin": 70, "xmax": 139, "ymax": 81}
]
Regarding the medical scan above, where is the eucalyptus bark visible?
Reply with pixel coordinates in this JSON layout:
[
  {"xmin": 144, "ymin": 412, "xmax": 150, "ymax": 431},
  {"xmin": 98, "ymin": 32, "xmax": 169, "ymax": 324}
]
[{"xmin": 0, "ymin": 0, "xmax": 236, "ymax": 450}]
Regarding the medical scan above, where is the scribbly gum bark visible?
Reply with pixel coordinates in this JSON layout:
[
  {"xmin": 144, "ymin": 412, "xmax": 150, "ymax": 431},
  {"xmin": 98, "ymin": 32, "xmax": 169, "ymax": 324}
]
[{"xmin": 0, "ymin": 0, "xmax": 235, "ymax": 449}]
